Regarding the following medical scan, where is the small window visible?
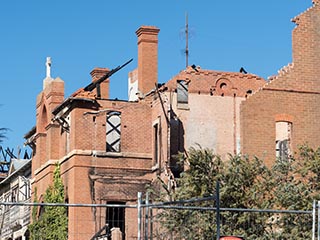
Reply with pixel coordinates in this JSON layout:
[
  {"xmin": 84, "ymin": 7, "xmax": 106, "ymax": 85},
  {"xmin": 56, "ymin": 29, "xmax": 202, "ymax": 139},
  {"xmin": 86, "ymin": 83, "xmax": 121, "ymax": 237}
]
[
  {"xmin": 220, "ymin": 82, "xmax": 227, "ymax": 89},
  {"xmin": 39, "ymin": 204, "xmax": 45, "ymax": 218},
  {"xmin": 276, "ymin": 121, "xmax": 292, "ymax": 161},
  {"xmin": 153, "ymin": 123, "xmax": 160, "ymax": 165},
  {"xmin": 20, "ymin": 177, "xmax": 31, "ymax": 201},
  {"xmin": 177, "ymin": 80, "xmax": 188, "ymax": 104},
  {"xmin": 11, "ymin": 186, "xmax": 18, "ymax": 202},
  {"xmin": 65, "ymin": 115, "xmax": 71, "ymax": 154},
  {"xmin": 106, "ymin": 112, "xmax": 121, "ymax": 152},
  {"xmin": 24, "ymin": 230, "xmax": 30, "ymax": 240},
  {"xmin": 40, "ymin": 105, "xmax": 48, "ymax": 132},
  {"xmin": 106, "ymin": 202, "xmax": 125, "ymax": 240},
  {"xmin": 4, "ymin": 193, "xmax": 10, "ymax": 211}
]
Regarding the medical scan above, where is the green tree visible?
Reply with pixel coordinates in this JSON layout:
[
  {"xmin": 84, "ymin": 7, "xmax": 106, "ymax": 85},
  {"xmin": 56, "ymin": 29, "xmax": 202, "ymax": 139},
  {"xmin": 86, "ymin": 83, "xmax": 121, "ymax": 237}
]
[
  {"xmin": 29, "ymin": 188, "xmax": 44, "ymax": 239},
  {"xmin": 153, "ymin": 145, "xmax": 318, "ymax": 240},
  {"xmin": 29, "ymin": 164, "xmax": 68, "ymax": 240},
  {"xmin": 220, "ymin": 155, "xmax": 273, "ymax": 239},
  {"xmin": 160, "ymin": 147, "xmax": 224, "ymax": 240},
  {"xmin": 269, "ymin": 145, "xmax": 320, "ymax": 239}
]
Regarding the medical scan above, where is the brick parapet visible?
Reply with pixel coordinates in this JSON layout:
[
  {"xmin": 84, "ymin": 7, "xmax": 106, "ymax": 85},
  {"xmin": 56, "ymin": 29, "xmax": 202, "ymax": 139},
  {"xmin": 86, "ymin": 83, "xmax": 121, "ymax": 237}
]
[{"xmin": 163, "ymin": 67, "xmax": 265, "ymax": 98}]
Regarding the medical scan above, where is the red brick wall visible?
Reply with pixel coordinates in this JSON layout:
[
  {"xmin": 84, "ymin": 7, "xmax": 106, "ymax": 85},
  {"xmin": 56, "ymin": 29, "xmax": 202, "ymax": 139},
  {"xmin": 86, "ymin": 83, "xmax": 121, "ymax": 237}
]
[
  {"xmin": 241, "ymin": 89, "xmax": 320, "ymax": 166},
  {"xmin": 240, "ymin": 2, "xmax": 320, "ymax": 165},
  {"xmin": 33, "ymin": 78, "xmax": 64, "ymax": 176},
  {"xmin": 162, "ymin": 66, "xmax": 265, "ymax": 160},
  {"xmin": 33, "ymin": 96, "xmax": 155, "ymax": 239}
]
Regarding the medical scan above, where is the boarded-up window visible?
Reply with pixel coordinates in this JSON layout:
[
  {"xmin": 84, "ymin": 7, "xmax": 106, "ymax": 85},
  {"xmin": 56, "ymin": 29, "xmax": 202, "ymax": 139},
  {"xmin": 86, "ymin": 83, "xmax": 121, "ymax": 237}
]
[
  {"xmin": 177, "ymin": 80, "xmax": 188, "ymax": 104},
  {"xmin": 276, "ymin": 121, "xmax": 292, "ymax": 161},
  {"xmin": 106, "ymin": 111, "xmax": 121, "ymax": 152}
]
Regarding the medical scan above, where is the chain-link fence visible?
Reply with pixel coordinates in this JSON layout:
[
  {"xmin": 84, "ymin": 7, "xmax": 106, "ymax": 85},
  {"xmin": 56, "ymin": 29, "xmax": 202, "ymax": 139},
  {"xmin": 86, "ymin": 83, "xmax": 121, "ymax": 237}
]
[
  {"xmin": 138, "ymin": 193, "xmax": 317, "ymax": 240},
  {"xmin": 0, "ymin": 197, "xmax": 317, "ymax": 240},
  {"xmin": 142, "ymin": 204, "xmax": 313, "ymax": 240}
]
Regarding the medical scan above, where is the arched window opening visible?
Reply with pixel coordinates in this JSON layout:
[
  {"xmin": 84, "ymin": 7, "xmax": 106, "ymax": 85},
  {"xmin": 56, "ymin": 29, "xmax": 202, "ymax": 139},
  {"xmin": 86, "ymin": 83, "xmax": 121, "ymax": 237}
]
[
  {"xmin": 220, "ymin": 82, "xmax": 227, "ymax": 89},
  {"xmin": 24, "ymin": 229, "xmax": 30, "ymax": 240},
  {"xmin": 40, "ymin": 105, "xmax": 48, "ymax": 132},
  {"xmin": 275, "ymin": 121, "xmax": 292, "ymax": 161}
]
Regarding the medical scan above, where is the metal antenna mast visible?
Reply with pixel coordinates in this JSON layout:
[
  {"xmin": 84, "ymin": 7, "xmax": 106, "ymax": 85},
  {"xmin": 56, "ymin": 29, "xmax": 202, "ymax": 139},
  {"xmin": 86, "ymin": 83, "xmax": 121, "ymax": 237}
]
[{"xmin": 185, "ymin": 12, "xmax": 189, "ymax": 68}]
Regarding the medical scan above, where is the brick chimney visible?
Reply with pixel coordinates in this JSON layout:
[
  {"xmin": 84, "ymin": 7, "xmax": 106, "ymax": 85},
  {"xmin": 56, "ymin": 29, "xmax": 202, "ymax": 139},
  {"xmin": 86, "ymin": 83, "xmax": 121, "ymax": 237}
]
[
  {"xmin": 136, "ymin": 26, "xmax": 160, "ymax": 95},
  {"xmin": 90, "ymin": 67, "xmax": 110, "ymax": 99}
]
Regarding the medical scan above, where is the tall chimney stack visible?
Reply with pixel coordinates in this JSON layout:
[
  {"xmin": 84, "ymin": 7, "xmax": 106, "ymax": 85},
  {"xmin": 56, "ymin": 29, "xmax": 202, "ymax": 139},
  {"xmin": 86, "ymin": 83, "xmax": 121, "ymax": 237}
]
[
  {"xmin": 136, "ymin": 26, "xmax": 160, "ymax": 95},
  {"xmin": 90, "ymin": 67, "xmax": 110, "ymax": 99}
]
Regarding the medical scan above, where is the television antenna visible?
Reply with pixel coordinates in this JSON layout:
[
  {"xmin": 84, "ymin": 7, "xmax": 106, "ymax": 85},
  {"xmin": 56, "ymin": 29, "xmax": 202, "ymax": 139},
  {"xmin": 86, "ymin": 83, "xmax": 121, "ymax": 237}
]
[
  {"xmin": 180, "ymin": 13, "xmax": 195, "ymax": 69},
  {"xmin": 185, "ymin": 13, "xmax": 189, "ymax": 68}
]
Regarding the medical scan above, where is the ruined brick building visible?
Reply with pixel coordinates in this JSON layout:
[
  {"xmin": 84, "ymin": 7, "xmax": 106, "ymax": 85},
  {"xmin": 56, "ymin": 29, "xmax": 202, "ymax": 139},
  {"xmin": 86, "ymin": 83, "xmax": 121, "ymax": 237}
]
[
  {"xmin": 25, "ymin": 0, "xmax": 320, "ymax": 239},
  {"xmin": 241, "ymin": 0, "xmax": 320, "ymax": 166}
]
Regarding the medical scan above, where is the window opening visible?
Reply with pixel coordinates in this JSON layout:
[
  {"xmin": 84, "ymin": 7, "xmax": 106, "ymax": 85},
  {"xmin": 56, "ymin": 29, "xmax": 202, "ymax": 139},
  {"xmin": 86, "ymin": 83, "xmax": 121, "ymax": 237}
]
[
  {"xmin": 11, "ymin": 186, "xmax": 18, "ymax": 202},
  {"xmin": 24, "ymin": 230, "xmax": 30, "ymax": 240},
  {"xmin": 65, "ymin": 115, "xmax": 70, "ymax": 154},
  {"xmin": 106, "ymin": 202, "xmax": 125, "ymax": 240},
  {"xmin": 19, "ymin": 177, "xmax": 31, "ymax": 201},
  {"xmin": 220, "ymin": 82, "xmax": 227, "ymax": 89},
  {"xmin": 177, "ymin": 80, "xmax": 188, "ymax": 104},
  {"xmin": 4, "ymin": 193, "xmax": 10, "ymax": 212},
  {"xmin": 153, "ymin": 123, "xmax": 160, "ymax": 165},
  {"xmin": 106, "ymin": 112, "xmax": 121, "ymax": 152},
  {"xmin": 40, "ymin": 105, "xmax": 48, "ymax": 132},
  {"xmin": 275, "ymin": 121, "xmax": 292, "ymax": 161}
]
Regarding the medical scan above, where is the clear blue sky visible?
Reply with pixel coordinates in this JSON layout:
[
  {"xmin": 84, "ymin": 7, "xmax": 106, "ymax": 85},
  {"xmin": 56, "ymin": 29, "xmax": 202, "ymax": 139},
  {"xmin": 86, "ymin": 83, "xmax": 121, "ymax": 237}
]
[{"xmin": 0, "ymin": 0, "xmax": 312, "ymax": 153}]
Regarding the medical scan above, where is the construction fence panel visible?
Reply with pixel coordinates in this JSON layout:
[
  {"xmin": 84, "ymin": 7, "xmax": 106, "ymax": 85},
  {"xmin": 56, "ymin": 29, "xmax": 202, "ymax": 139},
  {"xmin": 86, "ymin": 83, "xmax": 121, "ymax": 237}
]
[
  {"xmin": 0, "ymin": 203, "xmax": 139, "ymax": 240},
  {"xmin": 141, "ymin": 204, "xmax": 313, "ymax": 240},
  {"xmin": 0, "ymin": 199, "xmax": 316, "ymax": 240}
]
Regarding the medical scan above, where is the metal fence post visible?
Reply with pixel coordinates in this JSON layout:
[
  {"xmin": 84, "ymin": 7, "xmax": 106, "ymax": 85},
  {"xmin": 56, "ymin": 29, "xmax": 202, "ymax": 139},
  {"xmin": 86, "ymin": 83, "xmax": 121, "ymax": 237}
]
[
  {"xmin": 150, "ymin": 206, "xmax": 153, "ymax": 240},
  {"xmin": 313, "ymin": 200, "xmax": 316, "ymax": 240},
  {"xmin": 216, "ymin": 181, "xmax": 220, "ymax": 240},
  {"xmin": 145, "ymin": 192, "xmax": 149, "ymax": 240},
  {"xmin": 138, "ymin": 192, "xmax": 142, "ymax": 240},
  {"xmin": 316, "ymin": 201, "xmax": 320, "ymax": 240}
]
